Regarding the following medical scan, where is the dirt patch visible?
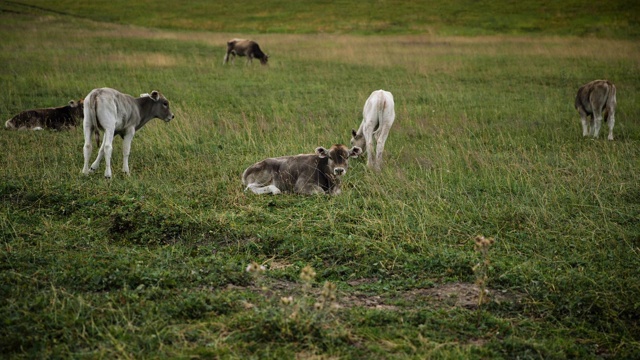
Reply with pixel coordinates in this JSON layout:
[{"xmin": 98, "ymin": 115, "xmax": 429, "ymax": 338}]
[
  {"xmin": 406, "ymin": 282, "xmax": 523, "ymax": 309},
  {"xmin": 232, "ymin": 278, "xmax": 523, "ymax": 311}
]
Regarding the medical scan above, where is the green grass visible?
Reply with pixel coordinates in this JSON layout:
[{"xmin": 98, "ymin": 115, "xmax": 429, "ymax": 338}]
[
  {"xmin": 3, "ymin": 0, "xmax": 640, "ymax": 38},
  {"xmin": 1, "ymin": 2, "xmax": 640, "ymax": 359}
]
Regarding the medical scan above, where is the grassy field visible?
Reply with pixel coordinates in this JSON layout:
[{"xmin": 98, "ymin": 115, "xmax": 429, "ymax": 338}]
[{"xmin": 1, "ymin": 1, "xmax": 640, "ymax": 359}]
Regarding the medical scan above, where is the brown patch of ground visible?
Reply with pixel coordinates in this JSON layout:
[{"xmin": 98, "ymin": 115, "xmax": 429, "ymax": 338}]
[{"xmin": 232, "ymin": 278, "xmax": 523, "ymax": 311}]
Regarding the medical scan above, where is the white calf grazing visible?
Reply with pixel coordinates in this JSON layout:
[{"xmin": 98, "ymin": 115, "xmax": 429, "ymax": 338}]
[
  {"xmin": 82, "ymin": 88, "xmax": 174, "ymax": 179},
  {"xmin": 242, "ymin": 144, "xmax": 362, "ymax": 195},
  {"xmin": 350, "ymin": 89, "xmax": 395, "ymax": 171},
  {"xmin": 575, "ymin": 80, "xmax": 617, "ymax": 140}
]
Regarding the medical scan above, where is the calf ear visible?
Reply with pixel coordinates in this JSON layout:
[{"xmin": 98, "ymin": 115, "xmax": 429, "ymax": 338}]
[
  {"xmin": 150, "ymin": 91, "xmax": 160, "ymax": 101},
  {"xmin": 351, "ymin": 129, "xmax": 357, "ymax": 137},
  {"xmin": 68, "ymin": 100, "xmax": 77, "ymax": 107},
  {"xmin": 315, "ymin": 147, "xmax": 329, "ymax": 158},
  {"xmin": 349, "ymin": 146, "xmax": 362, "ymax": 158}
]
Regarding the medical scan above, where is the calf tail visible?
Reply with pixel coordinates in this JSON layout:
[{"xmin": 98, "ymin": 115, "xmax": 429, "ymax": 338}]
[
  {"xmin": 373, "ymin": 99, "xmax": 386, "ymax": 136},
  {"xmin": 602, "ymin": 81, "xmax": 616, "ymax": 122},
  {"xmin": 82, "ymin": 90, "xmax": 102, "ymax": 147}
]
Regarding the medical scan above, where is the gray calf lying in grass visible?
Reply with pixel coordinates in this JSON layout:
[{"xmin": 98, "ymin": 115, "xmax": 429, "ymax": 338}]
[{"xmin": 243, "ymin": 144, "xmax": 362, "ymax": 195}]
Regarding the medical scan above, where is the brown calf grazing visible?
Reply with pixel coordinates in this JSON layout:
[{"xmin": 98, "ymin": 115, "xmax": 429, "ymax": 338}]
[
  {"xmin": 5, "ymin": 99, "xmax": 84, "ymax": 131},
  {"xmin": 242, "ymin": 144, "xmax": 362, "ymax": 195},
  {"xmin": 575, "ymin": 80, "xmax": 617, "ymax": 140},
  {"xmin": 223, "ymin": 38, "xmax": 269, "ymax": 65}
]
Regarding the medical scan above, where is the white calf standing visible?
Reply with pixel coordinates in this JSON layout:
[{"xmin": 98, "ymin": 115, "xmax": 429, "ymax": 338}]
[
  {"xmin": 82, "ymin": 88, "xmax": 174, "ymax": 179},
  {"xmin": 350, "ymin": 89, "xmax": 395, "ymax": 171}
]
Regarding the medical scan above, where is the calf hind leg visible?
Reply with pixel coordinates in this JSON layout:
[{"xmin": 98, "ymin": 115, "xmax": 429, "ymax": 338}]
[
  {"xmin": 98, "ymin": 130, "xmax": 115, "ymax": 179},
  {"xmin": 82, "ymin": 127, "xmax": 94, "ymax": 175},
  {"xmin": 245, "ymin": 183, "xmax": 281, "ymax": 195},
  {"xmin": 606, "ymin": 109, "xmax": 615, "ymax": 141}
]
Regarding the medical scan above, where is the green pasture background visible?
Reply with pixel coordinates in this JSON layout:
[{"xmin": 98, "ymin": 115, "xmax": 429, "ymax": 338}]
[{"xmin": 1, "ymin": 0, "xmax": 639, "ymax": 358}]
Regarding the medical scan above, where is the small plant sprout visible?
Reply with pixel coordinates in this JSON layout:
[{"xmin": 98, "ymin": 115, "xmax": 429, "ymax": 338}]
[
  {"xmin": 245, "ymin": 261, "xmax": 266, "ymax": 274},
  {"xmin": 316, "ymin": 281, "xmax": 338, "ymax": 311},
  {"xmin": 473, "ymin": 235, "xmax": 495, "ymax": 307},
  {"xmin": 280, "ymin": 296, "xmax": 294, "ymax": 306},
  {"xmin": 300, "ymin": 265, "xmax": 317, "ymax": 294},
  {"xmin": 246, "ymin": 261, "xmax": 267, "ymax": 290},
  {"xmin": 300, "ymin": 265, "xmax": 316, "ymax": 283}
]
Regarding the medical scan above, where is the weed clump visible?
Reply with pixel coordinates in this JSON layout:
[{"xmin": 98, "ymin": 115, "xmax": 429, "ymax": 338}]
[
  {"xmin": 108, "ymin": 197, "xmax": 189, "ymax": 245},
  {"xmin": 240, "ymin": 263, "xmax": 348, "ymax": 348},
  {"xmin": 473, "ymin": 235, "xmax": 495, "ymax": 307}
]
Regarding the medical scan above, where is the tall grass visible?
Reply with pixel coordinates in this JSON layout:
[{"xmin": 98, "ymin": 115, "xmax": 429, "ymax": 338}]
[{"xmin": 1, "ymin": 6, "xmax": 639, "ymax": 359}]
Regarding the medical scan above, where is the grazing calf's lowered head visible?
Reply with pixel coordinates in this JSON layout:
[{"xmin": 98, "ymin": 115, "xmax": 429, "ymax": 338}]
[
  {"xmin": 223, "ymin": 38, "xmax": 269, "ymax": 65},
  {"xmin": 575, "ymin": 80, "xmax": 617, "ymax": 140},
  {"xmin": 82, "ymin": 88, "xmax": 174, "ymax": 179},
  {"xmin": 350, "ymin": 89, "xmax": 395, "ymax": 171},
  {"xmin": 242, "ymin": 144, "xmax": 362, "ymax": 195},
  {"xmin": 5, "ymin": 99, "xmax": 84, "ymax": 131}
]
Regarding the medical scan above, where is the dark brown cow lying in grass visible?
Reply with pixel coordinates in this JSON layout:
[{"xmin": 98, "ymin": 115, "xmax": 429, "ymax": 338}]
[
  {"xmin": 5, "ymin": 99, "xmax": 84, "ymax": 131},
  {"xmin": 575, "ymin": 80, "xmax": 617, "ymax": 140},
  {"xmin": 242, "ymin": 144, "xmax": 362, "ymax": 195},
  {"xmin": 223, "ymin": 38, "xmax": 269, "ymax": 65}
]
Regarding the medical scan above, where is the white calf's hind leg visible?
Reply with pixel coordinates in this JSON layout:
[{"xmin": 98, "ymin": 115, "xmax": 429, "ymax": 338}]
[
  {"xmin": 607, "ymin": 109, "xmax": 615, "ymax": 141},
  {"xmin": 82, "ymin": 125, "xmax": 95, "ymax": 175},
  {"xmin": 592, "ymin": 111, "xmax": 603, "ymax": 139},
  {"xmin": 363, "ymin": 124, "xmax": 376, "ymax": 169},
  {"xmin": 578, "ymin": 112, "xmax": 589, "ymax": 137},
  {"xmin": 99, "ymin": 130, "xmax": 115, "ymax": 179}
]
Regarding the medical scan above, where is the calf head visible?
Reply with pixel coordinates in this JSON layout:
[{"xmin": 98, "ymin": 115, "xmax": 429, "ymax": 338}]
[
  {"xmin": 260, "ymin": 54, "xmax": 269, "ymax": 65},
  {"xmin": 350, "ymin": 129, "xmax": 367, "ymax": 152},
  {"xmin": 316, "ymin": 144, "xmax": 362, "ymax": 176},
  {"xmin": 69, "ymin": 99, "xmax": 84, "ymax": 117},
  {"xmin": 142, "ymin": 90, "xmax": 175, "ymax": 122}
]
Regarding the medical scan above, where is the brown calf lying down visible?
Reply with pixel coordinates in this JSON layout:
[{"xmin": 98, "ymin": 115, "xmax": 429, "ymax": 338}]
[
  {"xmin": 5, "ymin": 99, "xmax": 84, "ymax": 131},
  {"xmin": 242, "ymin": 144, "xmax": 362, "ymax": 195},
  {"xmin": 575, "ymin": 80, "xmax": 617, "ymax": 140}
]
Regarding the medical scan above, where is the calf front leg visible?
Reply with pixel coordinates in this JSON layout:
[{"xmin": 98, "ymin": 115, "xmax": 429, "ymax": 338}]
[{"xmin": 121, "ymin": 128, "xmax": 136, "ymax": 175}]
